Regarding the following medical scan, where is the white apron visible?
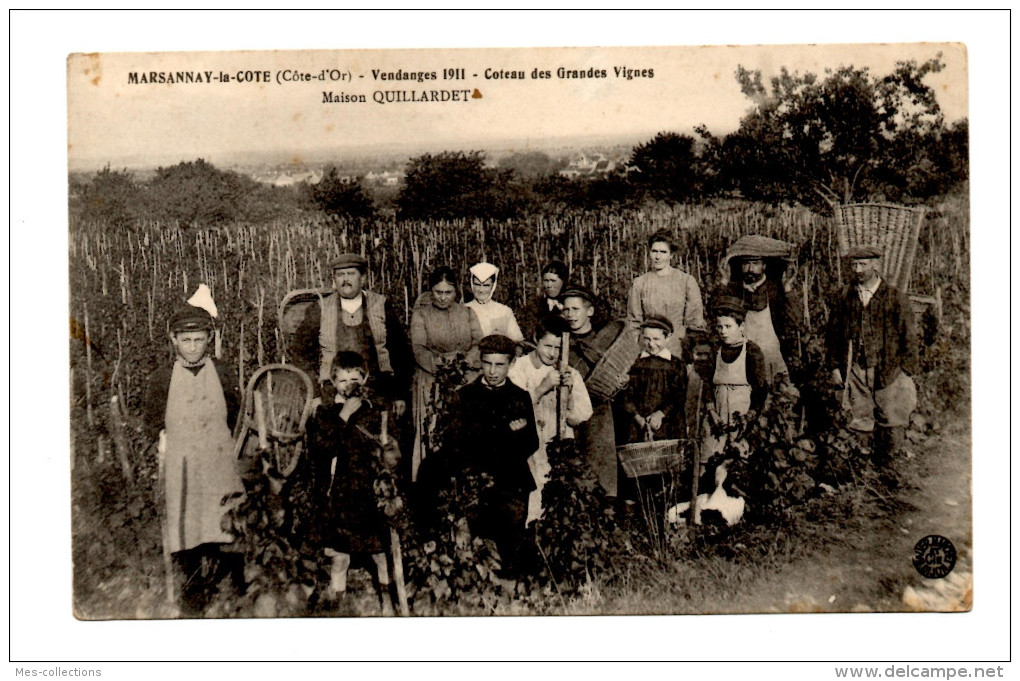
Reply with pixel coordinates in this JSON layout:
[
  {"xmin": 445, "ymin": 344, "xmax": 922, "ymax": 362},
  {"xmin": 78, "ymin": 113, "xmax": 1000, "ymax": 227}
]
[
  {"xmin": 164, "ymin": 360, "xmax": 242, "ymax": 553},
  {"xmin": 743, "ymin": 303, "xmax": 787, "ymax": 382},
  {"xmin": 701, "ymin": 343, "xmax": 753, "ymax": 461}
]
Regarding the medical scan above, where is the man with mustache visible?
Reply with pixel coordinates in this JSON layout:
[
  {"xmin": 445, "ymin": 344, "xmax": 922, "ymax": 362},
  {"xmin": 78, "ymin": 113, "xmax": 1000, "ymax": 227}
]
[
  {"xmin": 721, "ymin": 235, "xmax": 801, "ymax": 384},
  {"xmin": 826, "ymin": 244, "xmax": 918, "ymax": 487}
]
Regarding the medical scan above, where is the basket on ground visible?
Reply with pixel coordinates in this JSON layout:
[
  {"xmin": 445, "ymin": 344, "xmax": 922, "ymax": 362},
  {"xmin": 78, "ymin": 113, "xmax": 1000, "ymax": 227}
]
[{"xmin": 617, "ymin": 438, "xmax": 694, "ymax": 479}]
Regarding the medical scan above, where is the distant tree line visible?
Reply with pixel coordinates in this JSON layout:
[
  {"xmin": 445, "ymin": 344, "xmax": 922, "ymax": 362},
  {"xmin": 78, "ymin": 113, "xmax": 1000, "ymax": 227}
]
[
  {"xmin": 71, "ymin": 159, "xmax": 309, "ymax": 230},
  {"xmin": 71, "ymin": 56, "xmax": 967, "ymax": 229}
]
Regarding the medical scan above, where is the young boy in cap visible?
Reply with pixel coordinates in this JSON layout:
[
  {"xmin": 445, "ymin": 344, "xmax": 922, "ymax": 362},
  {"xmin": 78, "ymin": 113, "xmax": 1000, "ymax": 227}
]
[
  {"xmin": 451, "ymin": 334, "xmax": 539, "ymax": 574},
  {"xmin": 826, "ymin": 244, "xmax": 918, "ymax": 485},
  {"xmin": 621, "ymin": 315, "xmax": 688, "ymax": 444},
  {"xmin": 508, "ymin": 315, "xmax": 593, "ymax": 523},
  {"xmin": 702, "ymin": 296, "xmax": 768, "ymax": 461},
  {"xmin": 306, "ymin": 351, "xmax": 399, "ymax": 615},
  {"xmin": 141, "ymin": 303, "xmax": 243, "ymax": 615}
]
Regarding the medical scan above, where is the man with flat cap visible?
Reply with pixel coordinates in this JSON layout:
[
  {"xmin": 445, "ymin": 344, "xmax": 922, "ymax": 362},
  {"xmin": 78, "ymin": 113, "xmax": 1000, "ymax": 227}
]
[
  {"xmin": 826, "ymin": 244, "xmax": 918, "ymax": 485},
  {"xmin": 294, "ymin": 253, "xmax": 413, "ymax": 418}
]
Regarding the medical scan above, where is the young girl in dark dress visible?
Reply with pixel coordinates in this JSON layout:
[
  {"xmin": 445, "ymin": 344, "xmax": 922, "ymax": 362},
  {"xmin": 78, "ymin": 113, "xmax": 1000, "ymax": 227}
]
[{"xmin": 306, "ymin": 351, "xmax": 399, "ymax": 615}]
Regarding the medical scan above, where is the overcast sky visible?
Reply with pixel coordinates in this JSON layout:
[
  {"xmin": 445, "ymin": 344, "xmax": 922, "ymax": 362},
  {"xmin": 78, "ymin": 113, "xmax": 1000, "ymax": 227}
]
[
  {"xmin": 12, "ymin": 10, "xmax": 1011, "ymax": 668},
  {"xmin": 67, "ymin": 42, "xmax": 967, "ymax": 169}
]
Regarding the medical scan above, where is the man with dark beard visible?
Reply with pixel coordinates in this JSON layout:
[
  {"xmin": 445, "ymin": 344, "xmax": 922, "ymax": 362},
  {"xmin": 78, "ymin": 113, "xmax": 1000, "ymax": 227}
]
[{"xmin": 721, "ymin": 235, "xmax": 801, "ymax": 384}]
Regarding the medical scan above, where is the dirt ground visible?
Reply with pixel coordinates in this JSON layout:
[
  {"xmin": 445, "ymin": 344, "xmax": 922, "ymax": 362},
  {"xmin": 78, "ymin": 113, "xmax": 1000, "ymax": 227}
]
[{"xmin": 643, "ymin": 416, "xmax": 974, "ymax": 616}]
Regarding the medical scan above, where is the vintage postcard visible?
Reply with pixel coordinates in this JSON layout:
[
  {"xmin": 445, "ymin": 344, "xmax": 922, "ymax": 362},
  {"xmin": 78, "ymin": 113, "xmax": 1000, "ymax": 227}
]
[{"xmin": 66, "ymin": 43, "xmax": 971, "ymax": 625}]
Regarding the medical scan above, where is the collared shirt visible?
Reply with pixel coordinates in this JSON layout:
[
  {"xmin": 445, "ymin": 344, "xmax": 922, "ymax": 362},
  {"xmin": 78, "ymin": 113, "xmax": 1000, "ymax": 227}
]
[
  {"xmin": 857, "ymin": 278, "xmax": 882, "ymax": 308},
  {"xmin": 639, "ymin": 348, "xmax": 673, "ymax": 361},
  {"xmin": 340, "ymin": 295, "xmax": 364, "ymax": 314}
]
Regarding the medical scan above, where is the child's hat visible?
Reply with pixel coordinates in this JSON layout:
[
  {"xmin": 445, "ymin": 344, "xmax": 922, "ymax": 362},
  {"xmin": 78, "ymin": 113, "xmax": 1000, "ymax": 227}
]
[
  {"xmin": 469, "ymin": 262, "xmax": 499, "ymax": 282},
  {"xmin": 560, "ymin": 285, "xmax": 595, "ymax": 304},
  {"xmin": 641, "ymin": 315, "xmax": 674, "ymax": 335},
  {"xmin": 712, "ymin": 295, "xmax": 746, "ymax": 319},
  {"xmin": 170, "ymin": 304, "xmax": 214, "ymax": 332},
  {"xmin": 479, "ymin": 334, "xmax": 517, "ymax": 357}
]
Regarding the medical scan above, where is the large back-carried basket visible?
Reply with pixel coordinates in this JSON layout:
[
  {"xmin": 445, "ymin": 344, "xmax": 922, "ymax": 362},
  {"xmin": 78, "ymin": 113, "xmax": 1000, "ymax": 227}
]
[
  {"xmin": 834, "ymin": 203, "xmax": 939, "ymax": 316},
  {"xmin": 233, "ymin": 363, "xmax": 316, "ymax": 477},
  {"xmin": 585, "ymin": 323, "xmax": 642, "ymax": 401},
  {"xmin": 278, "ymin": 287, "xmax": 331, "ymax": 364},
  {"xmin": 834, "ymin": 203, "xmax": 926, "ymax": 294}
]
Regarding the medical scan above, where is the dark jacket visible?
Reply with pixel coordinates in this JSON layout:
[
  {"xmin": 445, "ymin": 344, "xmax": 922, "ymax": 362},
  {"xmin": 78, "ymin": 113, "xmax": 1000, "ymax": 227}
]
[
  {"xmin": 826, "ymin": 280, "xmax": 918, "ymax": 391},
  {"xmin": 293, "ymin": 291, "xmax": 413, "ymax": 403},
  {"xmin": 140, "ymin": 359, "xmax": 240, "ymax": 442},
  {"xmin": 527, "ymin": 295, "xmax": 562, "ymax": 342},
  {"xmin": 306, "ymin": 400, "xmax": 390, "ymax": 554},
  {"xmin": 452, "ymin": 377, "xmax": 540, "ymax": 494}
]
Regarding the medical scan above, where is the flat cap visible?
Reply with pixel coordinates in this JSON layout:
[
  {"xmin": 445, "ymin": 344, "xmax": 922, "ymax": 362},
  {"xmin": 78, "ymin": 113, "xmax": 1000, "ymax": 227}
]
[
  {"xmin": 330, "ymin": 253, "xmax": 368, "ymax": 272},
  {"xmin": 712, "ymin": 295, "xmax": 747, "ymax": 320},
  {"xmin": 640, "ymin": 315, "xmax": 674, "ymax": 335},
  {"xmin": 560, "ymin": 286, "xmax": 595, "ymax": 304},
  {"xmin": 170, "ymin": 304, "xmax": 214, "ymax": 332},
  {"xmin": 846, "ymin": 244, "xmax": 883, "ymax": 260},
  {"xmin": 478, "ymin": 333, "xmax": 518, "ymax": 357}
]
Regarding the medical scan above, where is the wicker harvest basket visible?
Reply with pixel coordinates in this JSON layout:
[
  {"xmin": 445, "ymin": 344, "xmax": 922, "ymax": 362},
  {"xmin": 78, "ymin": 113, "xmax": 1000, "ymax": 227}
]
[
  {"xmin": 834, "ymin": 203, "xmax": 926, "ymax": 293},
  {"xmin": 617, "ymin": 438, "xmax": 693, "ymax": 479},
  {"xmin": 277, "ymin": 287, "xmax": 331, "ymax": 363},
  {"xmin": 586, "ymin": 324, "xmax": 642, "ymax": 401}
]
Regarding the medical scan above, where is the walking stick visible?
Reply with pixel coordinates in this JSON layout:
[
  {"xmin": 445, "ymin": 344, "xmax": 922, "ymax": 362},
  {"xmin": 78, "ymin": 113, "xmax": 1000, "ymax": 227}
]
[
  {"xmin": 155, "ymin": 431, "xmax": 176, "ymax": 605},
  {"xmin": 380, "ymin": 412, "xmax": 411, "ymax": 617},
  {"xmin": 254, "ymin": 391, "xmax": 269, "ymax": 451},
  {"xmin": 840, "ymin": 347, "xmax": 854, "ymax": 411},
  {"xmin": 556, "ymin": 332, "xmax": 570, "ymax": 440}
]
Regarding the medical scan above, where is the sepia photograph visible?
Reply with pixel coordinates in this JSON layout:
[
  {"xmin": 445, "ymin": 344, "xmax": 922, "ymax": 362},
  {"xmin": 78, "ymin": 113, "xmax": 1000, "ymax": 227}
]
[
  {"xmin": 65, "ymin": 41, "xmax": 974, "ymax": 623},
  {"xmin": 10, "ymin": 9, "xmax": 1012, "ymax": 672}
]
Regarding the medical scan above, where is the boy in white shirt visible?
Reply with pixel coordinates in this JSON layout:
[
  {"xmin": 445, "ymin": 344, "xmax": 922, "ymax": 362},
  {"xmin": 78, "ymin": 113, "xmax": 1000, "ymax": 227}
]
[{"xmin": 508, "ymin": 316, "xmax": 594, "ymax": 523}]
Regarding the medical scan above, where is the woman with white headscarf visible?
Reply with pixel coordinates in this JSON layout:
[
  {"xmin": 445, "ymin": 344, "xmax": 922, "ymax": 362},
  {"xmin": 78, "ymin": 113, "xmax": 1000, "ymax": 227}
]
[{"xmin": 464, "ymin": 261, "xmax": 524, "ymax": 343}]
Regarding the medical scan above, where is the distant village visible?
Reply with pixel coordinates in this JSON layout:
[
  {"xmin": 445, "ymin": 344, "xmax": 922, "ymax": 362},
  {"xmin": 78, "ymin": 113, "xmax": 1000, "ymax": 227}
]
[{"xmin": 243, "ymin": 147, "xmax": 633, "ymax": 189}]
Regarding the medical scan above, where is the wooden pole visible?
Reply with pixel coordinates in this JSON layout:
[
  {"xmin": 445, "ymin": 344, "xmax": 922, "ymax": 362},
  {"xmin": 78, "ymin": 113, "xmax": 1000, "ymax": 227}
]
[
  {"xmin": 380, "ymin": 413, "xmax": 411, "ymax": 617},
  {"xmin": 109, "ymin": 395, "xmax": 134, "ymax": 482},
  {"xmin": 254, "ymin": 391, "xmax": 269, "ymax": 451},
  {"xmin": 689, "ymin": 383, "xmax": 702, "ymax": 531},
  {"xmin": 156, "ymin": 432, "xmax": 176, "ymax": 606},
  {"xmin": 556, "ymin": 332, "xmax": 570, "ymax": 439},
  {"xmin": 83, "ymin": 305, "xmax": 94, "ymax": 428}
]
